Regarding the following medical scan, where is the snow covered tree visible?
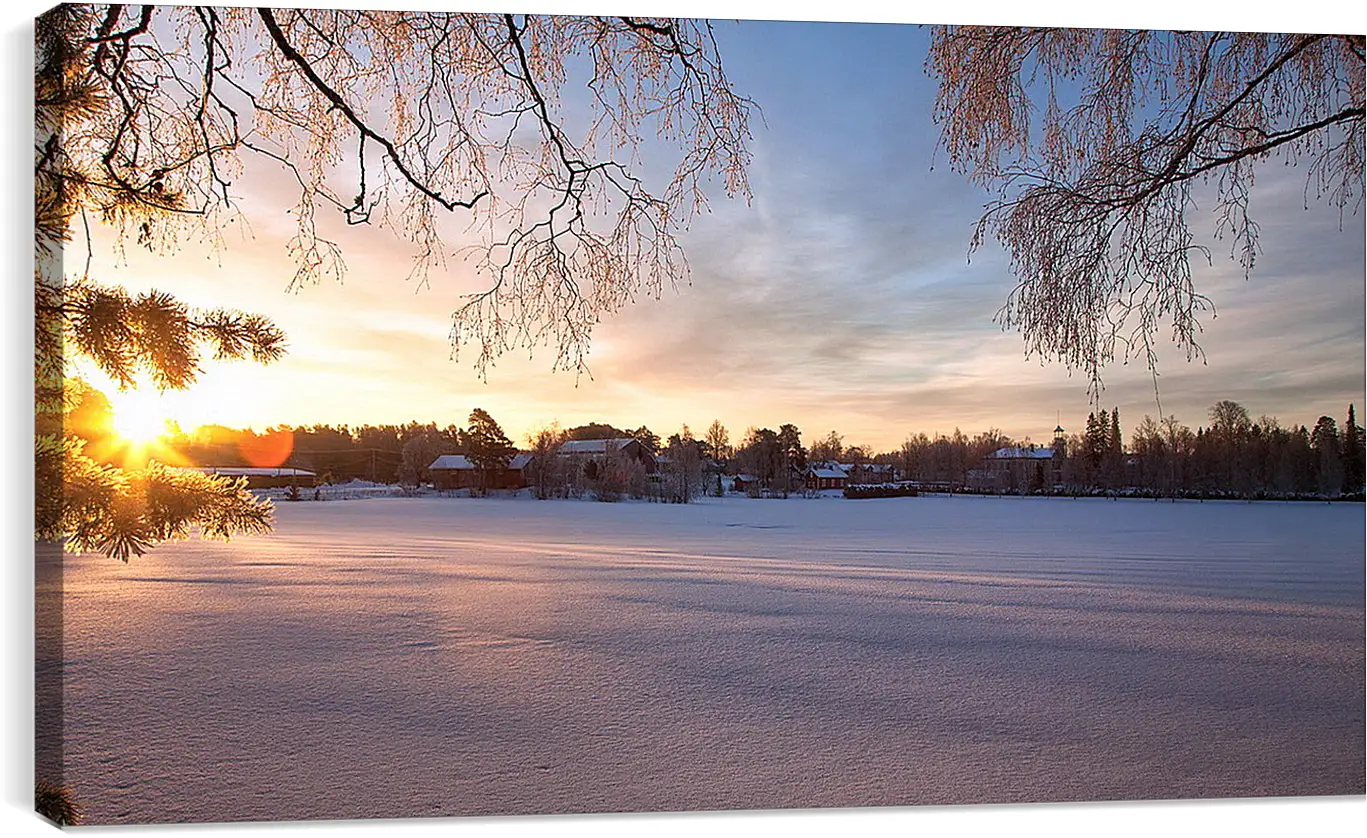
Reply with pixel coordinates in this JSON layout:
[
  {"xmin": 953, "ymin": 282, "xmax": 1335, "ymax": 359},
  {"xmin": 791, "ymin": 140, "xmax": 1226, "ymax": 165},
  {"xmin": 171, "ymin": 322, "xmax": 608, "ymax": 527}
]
[
  {"xmin": 39, "ymin": 4, "xmax": 752, "ymax": 375},
  {"xmin": 36, "ymin": 11, "xmax": 286, "ymax": 558},
  {"xmin": 36, "ymin": 4, "xmax": 752, "ymax": 552},
  {"xmin": 35, "ymin": 282, "xmax": 284, "ymax": 559},
  {"xmin": 664, "ymin": 426, "xmax": 704, "ymax": 503},
  {"xmin": 928, "ymin": 27, "xmax": 1364, "ymax": 394}
]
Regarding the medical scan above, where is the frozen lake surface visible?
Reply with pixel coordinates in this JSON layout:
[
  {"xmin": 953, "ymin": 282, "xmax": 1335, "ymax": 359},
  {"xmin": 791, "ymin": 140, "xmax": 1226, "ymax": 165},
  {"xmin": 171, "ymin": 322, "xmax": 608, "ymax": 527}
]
[{"xmin": 45, "ymin": 494, "xmax": 1365, "ymax": 823}]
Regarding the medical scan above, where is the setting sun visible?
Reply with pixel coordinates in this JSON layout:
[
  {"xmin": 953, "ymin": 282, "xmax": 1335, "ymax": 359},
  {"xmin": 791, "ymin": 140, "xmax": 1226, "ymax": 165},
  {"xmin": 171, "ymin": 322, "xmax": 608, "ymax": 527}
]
[{"xmin": 108, "ymin": 387, "xmax": 174, "ymax": 445}]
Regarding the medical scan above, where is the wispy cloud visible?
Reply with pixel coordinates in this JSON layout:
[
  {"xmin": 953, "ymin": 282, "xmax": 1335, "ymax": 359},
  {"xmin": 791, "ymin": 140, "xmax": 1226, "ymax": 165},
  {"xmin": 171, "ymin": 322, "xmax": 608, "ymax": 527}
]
[{"xmin": 63, "ymin": 17, "xmax": 1364, "ymax": 451}]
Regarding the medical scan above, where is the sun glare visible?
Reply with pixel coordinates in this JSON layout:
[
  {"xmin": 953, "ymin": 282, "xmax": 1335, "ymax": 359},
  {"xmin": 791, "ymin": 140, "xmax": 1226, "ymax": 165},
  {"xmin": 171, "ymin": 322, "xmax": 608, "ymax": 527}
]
[{"xmin": 109, "ymin": 388, "xmax": 173, "ymax": 444}]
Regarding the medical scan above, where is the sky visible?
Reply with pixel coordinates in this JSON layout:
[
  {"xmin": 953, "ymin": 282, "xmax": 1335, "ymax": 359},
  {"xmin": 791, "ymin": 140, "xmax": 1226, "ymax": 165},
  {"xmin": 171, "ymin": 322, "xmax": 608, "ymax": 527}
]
[{"xmin": 52, "ymin": 3, "xmax": 1367, "ymax": 454}]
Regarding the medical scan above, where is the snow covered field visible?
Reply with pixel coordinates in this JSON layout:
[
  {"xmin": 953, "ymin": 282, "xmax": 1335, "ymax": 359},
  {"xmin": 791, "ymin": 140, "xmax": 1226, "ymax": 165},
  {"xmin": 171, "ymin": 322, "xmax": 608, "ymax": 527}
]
[{"xmin": 45, "ymin": 494, "xmax": 1364, "ymax": 824}]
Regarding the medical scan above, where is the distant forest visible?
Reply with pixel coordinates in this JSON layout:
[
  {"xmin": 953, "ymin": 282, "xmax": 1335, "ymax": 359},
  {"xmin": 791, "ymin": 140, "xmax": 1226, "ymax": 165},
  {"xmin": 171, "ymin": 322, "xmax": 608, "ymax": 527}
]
[
  {"xmin": 67, "ymin": 389, "xmax": 1366, "ymax": 501},
  {"xmin": 1008, "ymin": 401, "xmax": 1365, "ymax": 501}
]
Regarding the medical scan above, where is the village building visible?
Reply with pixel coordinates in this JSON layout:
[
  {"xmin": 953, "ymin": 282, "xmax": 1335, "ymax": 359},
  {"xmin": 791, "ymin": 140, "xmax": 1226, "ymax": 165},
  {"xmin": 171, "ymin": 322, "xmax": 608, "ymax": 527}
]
[
  {"xmin": 731, "ymin": 473, "xmax": 762, "ymax": 492},
  {"xmin": 846, "ymin": 462, "xmax": 897, "ymax": 484},
  {"xmin": 556, "ymin": 438, "xmax": 659, "ymax": 475},
  {"xmin": 805, "ymin": 461, "xmax": 850, "ymax": 491},
  {"xmin": 427, "ymin": 453, "xmax": 536, "ymax": 491},
  {"xmin": 190, "ymin": 466, "xmax": 317, "ymax": 489},
  {"xmin": 730, "ymin": 473, "xmax": 754, "ymax": 491},
  {"xmin": 969, "ymin": 445, "xmax": 1058, "ymax": 493}
]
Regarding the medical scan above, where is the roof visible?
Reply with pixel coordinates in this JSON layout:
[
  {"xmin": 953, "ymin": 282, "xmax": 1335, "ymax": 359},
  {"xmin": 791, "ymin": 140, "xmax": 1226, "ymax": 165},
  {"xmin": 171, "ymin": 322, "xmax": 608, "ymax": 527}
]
[
  {"xmin": 808, "ymin": 462, "xmax": 850, "ymax": 479},
  {"xmin": 990, "ymin": 446, "xmax": 1055, "ymax": 459},
  {"xmin": 557, "ymin": 438, "xmax": 637, "ymax": 454},
  {"xmin": 808, "ymin": 461, "xmax": 850, "ymax": 478},
  {"xmin": 429, "ymin": 453, "xmax": 534, "ymax": 471},
  {"xmin": 429, "ymin": 454, "xmax": 473, "ymax": 470},
  {"xmin": 191, "ymin": 467, "xmax": 316, "ymax": 477}
]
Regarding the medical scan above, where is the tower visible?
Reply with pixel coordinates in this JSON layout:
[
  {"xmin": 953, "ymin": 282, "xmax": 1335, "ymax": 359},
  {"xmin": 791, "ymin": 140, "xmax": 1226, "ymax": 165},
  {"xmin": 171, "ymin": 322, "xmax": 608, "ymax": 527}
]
[{"xmin": 1051, "ymin": 417, "xmax": 1066, "ymax": 489}]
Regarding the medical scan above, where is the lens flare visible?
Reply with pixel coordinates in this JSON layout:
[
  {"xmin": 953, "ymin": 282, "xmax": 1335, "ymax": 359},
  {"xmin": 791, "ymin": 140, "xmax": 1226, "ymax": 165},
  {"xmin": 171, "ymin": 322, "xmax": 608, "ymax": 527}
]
[
  {"xmin": 238, "ymin": 429, "xmax": 294, "ymax": 468},
  {"xmin": 109, "ymin": 388, "xmax": 172, "ymax": 445}
]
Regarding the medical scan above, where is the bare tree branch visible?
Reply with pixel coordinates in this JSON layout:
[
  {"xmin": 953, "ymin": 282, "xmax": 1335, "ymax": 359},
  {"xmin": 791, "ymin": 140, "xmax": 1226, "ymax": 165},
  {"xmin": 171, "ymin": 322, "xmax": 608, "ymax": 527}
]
[{"xmin": 928, "ymin": 26, "xmax": 1364, "ymax": 397}]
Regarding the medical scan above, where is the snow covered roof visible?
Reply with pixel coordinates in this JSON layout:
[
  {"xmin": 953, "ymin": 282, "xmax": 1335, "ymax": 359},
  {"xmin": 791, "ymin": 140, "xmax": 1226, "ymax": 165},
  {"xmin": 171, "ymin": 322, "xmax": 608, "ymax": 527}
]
[
  {"xmin": 990, "ymin": 446, "xmax": 1055, "ymax": 459},
  {"xmin": 808, "ymin": 461, "xmax": 850, "ymax": 478},
  {"xmin": 429, "ymin": 454, "xmax": 473, "ymax": 470},
  {"xmin": 429, "ymin": 454, "xmax": 534, "ymax": 471},
  {"xmin": 809, "ymin": 466, "xmax": 848, "ymax": 479},
  {"xmin": 557, "ymin": 438, "xmax": 637, "ymax": 454},
  {"xmin": 191, "ymin": 467, "xmax": 315, "ymax": 477}
]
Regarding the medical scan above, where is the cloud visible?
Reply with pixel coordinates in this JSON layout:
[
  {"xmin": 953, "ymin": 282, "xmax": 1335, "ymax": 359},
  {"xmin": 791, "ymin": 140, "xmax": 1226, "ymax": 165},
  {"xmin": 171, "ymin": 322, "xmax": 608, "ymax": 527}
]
[
  {"xmin": 64, "ymin": 18, "xmax": 1362, "ymax": 453},
  {"xmin": 560, "ymin": 134, "xmax": 1364, "ymax": 450}
]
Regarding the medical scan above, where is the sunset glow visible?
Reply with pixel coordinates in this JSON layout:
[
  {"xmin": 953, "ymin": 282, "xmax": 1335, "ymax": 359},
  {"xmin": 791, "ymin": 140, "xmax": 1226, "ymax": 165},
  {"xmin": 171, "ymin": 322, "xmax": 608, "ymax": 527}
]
[
  {"xmin": 107, "ymin": 387, "xmax": 174, "ymax": 446},
  {"xmin": 63, "ymin": 18, "xmax": 1362, "ymax": 453}
]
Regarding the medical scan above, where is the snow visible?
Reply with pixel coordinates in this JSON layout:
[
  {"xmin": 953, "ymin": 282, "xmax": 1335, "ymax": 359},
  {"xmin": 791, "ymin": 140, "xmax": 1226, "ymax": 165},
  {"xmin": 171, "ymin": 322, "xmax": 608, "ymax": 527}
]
[
  {"xmin": 557, "ymin": 439, "xmax": 635, "ymax": 454},
  {"xmin": 428, "ymin": 454, "xmax": 475, "ymax": 470},
  {"xmin": 808, "ymin": 466, "xmax": 848, "ymax": 479},
  {"xmin": 255, "ymin": 479, "xmax": 411, "ymax": 501},
  {"xmin": 431, "ymin": 454, "xmax": 535, "ymax": 471},
  {"xmin": 188, "ymin": 466, "xmax": 317, "ymax": 477},
  {"xmin": 45, "ymin": 494, "xmax": 1364, "ymax": 824},
  {"xmin": 990, "ymin": 447, "xmax": 1055, "ymax": 459}
]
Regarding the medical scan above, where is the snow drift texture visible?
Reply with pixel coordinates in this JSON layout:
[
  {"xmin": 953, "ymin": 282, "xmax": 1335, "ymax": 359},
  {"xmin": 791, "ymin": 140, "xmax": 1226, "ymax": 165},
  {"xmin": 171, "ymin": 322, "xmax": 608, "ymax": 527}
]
[{"xmin": 41, "ymin": 495, "xmax": 1365, "ymax": 823}]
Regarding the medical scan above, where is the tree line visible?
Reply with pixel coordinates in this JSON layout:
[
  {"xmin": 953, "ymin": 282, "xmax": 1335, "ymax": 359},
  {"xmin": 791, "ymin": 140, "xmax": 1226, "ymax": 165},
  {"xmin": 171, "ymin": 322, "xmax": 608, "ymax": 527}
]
[
  {"xmin": 68, "ymin": 388, "xmax": 1367, "ymax": 503},
  {"xmin": 885, "ymin": 401, "xmax": 1366, "ymax": 501},
  {"xmin": 1109, "ymin": 402, "xmax": 1365, "ymax": 500}
]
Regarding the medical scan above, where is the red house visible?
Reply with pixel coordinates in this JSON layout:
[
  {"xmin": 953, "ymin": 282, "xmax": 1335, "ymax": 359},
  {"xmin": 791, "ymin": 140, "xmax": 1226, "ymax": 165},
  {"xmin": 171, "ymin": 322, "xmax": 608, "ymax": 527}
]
[{"xmin": 428, "ymin": 453, "xmax": 535, "ymax": 491}]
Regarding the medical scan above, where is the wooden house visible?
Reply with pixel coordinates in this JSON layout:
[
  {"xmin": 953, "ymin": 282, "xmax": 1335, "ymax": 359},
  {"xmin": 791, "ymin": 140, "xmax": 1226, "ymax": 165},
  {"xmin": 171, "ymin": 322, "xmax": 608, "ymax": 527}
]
[
  {"xmin": 428, "ymin": 453, "xmax": 535, "ymax": 491},
  {"xmin": 805, "ymin": 461, "xmax": 850, "ymax": 491}
]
